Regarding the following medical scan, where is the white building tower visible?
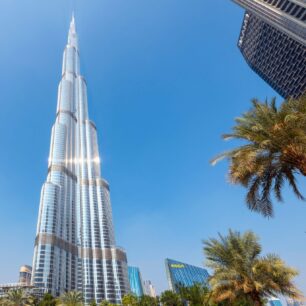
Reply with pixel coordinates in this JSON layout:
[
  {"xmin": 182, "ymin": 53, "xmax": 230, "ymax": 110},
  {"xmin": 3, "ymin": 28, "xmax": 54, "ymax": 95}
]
[{"xmin": 32, "ymin": 16, "xmax": 130, "ymax": 304}]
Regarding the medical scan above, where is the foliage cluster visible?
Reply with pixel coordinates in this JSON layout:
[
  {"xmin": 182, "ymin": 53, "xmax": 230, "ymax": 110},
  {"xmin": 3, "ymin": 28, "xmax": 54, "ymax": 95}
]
[
  {"xmin": 0, "ymin": 228, "xmax": 301, "ymax": 306},
  {"xmin": 213, "ymin": 95, "xmax": 306, "ymax": 217}
]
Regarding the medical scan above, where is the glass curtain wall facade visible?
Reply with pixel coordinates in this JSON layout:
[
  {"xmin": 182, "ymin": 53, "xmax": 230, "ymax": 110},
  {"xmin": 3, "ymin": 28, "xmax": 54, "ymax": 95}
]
[
  {"xmin": 232, "ymin": 0, "xmax": 306, "ymax": 98},
  {"xmin": 238, "ymin": 12, "xmax": 306, "ymax": 98},
  {"xmin": 128, "ymin": 267, "xmax": 144, "ymax": 297},
  {"xmin": 232, "ymin": 0, "xmax": 306, "ymax": 44},
  {"xmin": 31, "ymin": 16, "xmax": 130, "ymax": 304},
  {"xmin": 165, "ymin": 259, "xmax": 209, "ymax": 292}
]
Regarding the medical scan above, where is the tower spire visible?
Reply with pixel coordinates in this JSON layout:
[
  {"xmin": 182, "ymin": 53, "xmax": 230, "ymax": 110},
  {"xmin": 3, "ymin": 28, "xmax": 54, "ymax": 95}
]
[
  {"xmin": 69, "ymin": 12, "xmax": 76, "ymax": 33},
  {"xmin": 31, "ymin": 11, "xmax": 129, "ymax": 305},
  {"xmin": 68, "ymin": 12, "xmax": 77, "ymax": 49}
]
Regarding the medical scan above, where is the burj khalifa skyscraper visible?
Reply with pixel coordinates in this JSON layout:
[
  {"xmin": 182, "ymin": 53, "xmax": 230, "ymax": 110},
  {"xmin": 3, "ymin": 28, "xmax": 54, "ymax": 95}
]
[{"xmin": 31, "ymin": 16, "xmax": 130, "ymax": 304}]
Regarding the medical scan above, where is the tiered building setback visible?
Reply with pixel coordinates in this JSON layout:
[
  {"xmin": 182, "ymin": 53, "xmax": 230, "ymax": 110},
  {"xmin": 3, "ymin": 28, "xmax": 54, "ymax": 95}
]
[{"xmin": 31, "ymin": 16, "xmax": 130, "ymax": 304}]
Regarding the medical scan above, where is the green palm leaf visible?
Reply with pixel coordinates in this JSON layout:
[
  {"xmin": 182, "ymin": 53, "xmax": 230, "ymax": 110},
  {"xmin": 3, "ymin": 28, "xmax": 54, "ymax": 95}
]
[{"xmin": 212, "ymin": 95, "xmax": 306, "ymax": 217}]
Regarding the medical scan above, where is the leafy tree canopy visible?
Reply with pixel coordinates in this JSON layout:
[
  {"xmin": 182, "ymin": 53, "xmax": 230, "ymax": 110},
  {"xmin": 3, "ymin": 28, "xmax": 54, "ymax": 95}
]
[{"xmin": 204, "ymin": 229, "xmax": 300, "ymax": 306}]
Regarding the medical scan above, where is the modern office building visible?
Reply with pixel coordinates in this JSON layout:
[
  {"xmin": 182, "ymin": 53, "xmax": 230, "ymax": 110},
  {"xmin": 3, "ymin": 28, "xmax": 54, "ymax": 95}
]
[
  {"xmin": 143, "ymin": 280, "xmax": 157, "ymax": 298},
  {"xmin": 233, "ymin": 0, "xmax": 306, "ymax": 43},
  {"xmin": 165, "ymin": 259, "xmax": 209, "ymax": 292},
  {"xmin": 19, "ymin": 265, "xmax": 32, "ymax": 286},
  {"xmin": 31, "ymin": 16, "xmax": 130, "ymax": 304},
  {"xmin": 128, "ymin": 267, "xmax": 144, "ymax": 297},
  {"xmin": 232, "ymin": 0, "xmax": 306, "ymax": 98}
]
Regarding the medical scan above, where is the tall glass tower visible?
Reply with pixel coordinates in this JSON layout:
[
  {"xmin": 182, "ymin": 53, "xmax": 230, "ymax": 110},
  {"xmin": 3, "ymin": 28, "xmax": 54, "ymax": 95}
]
[
  {"xmin": 128, "ymin": 267, "xmax": 144, "ymax": 297},
  {"xmin": 31, "ymin": 16, "xmax": 130, "ymax": 304}
]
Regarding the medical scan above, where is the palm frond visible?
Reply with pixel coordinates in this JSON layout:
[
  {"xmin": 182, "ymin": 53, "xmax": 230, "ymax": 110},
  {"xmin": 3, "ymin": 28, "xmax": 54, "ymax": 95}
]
[{"xmin": 212, "ymin": 95, "xmax": 306, "ymax": 217}]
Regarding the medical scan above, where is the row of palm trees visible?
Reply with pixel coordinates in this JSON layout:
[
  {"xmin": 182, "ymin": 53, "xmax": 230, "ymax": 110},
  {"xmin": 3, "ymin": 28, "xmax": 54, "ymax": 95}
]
[
  {"xmin": 1, "ymin": 95, "xmax": 304, "ymax": 305},
  {"xmin": 0, "ymin": 291, "xmax": 82, "ymax": 306},
  {"xmin": 127, "ymin": 230, "xmax": 300, "ymax": 306},
  {"xmin": 0, "ymin": 229, "xmax": 300, "ymax": 306},
  {"xmin": 204, "ymin": 94, "xmax": 305, "ymax": 304},
  {"xmin": 120, "ymin": 94, "xmax": 306, "ymax": 306}
]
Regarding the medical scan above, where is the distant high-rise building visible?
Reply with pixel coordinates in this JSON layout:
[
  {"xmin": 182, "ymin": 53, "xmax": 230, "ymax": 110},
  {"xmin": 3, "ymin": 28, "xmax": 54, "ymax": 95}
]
[
  {"xmin": 19, "ymin": 265, "xmax": 32, "ymax": 286},
  {"xmin": 269, "ymin": 298, "xmax": 283, "ymax": 306},
  {"xmin": 232, "ymin": 0, "xmax": 306, "ymax": 98},
  {"xmin": 128, "ymin": 267, "xmax": 144, "ymax": 297},
  {"xmin": 0, "ymin": 265, "xmax": 33, "ymax": 298},
  {"xmin": 143, "ymin": 280, "xmax": 157, "ymax": 298},
  {"xmin": 31, "ymin": 16, "xmax": 130, "ymax": 304},
  {"xmin": 165, "ymin": 259, "xmax": 209, "ymax": 292}
]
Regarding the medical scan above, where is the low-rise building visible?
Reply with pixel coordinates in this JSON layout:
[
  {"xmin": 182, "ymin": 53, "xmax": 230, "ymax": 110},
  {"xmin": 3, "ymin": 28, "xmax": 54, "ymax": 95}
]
[{"xmin": 165, "ymin": 258, "xmax": 209, "ymax": 292}]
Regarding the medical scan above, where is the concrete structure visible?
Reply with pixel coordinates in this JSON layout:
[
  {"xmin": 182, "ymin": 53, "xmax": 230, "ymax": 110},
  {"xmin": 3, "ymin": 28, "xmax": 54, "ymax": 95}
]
[{"xmin": 31, "ymin": 15, "xmax": 130, "ymax": 304}]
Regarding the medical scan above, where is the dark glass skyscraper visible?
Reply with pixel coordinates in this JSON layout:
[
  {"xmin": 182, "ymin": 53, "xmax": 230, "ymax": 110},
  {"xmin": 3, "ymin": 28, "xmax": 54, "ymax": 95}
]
[
  {"xmin": 232, "ymin": 0, "xmax": 306, "ymax": 98},
  {"xmin": 233, "ymin": 0, "xmax": 306, "ymax": 44},
  {"xmin": 165, "ymin": 259, "xmax": 209, "ymax": 292},
  {"xmin": 31, "ymin": 16, "xmax": 130, "ymax": 304},
  {"xmin": 128, "ymin": 267, "xmax": 144, "ymax": 297}
]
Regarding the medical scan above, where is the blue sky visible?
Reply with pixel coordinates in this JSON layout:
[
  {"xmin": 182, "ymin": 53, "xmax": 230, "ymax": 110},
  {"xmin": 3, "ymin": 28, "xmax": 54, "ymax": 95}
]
[{"xmin": 0, "ymin": 0, "xmax": 305, "ymax": 296}]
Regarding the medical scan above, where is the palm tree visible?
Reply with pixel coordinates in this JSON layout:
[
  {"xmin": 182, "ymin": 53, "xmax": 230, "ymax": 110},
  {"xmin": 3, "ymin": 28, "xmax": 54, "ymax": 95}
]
[
  {"xmin": 99, "ymin": 301, "xmax": 110, "ymax": 306},
  {"xmin": 122, "ymin": 294, "xmax": 138, "ymax": 306},
  {"xmin": 0, "ymin": 297, "xmax": 7, "ymax": 306},
  {"xmin": 99, "ymin": 301, "xmax": 118, "ymax": 306},
  {"xmin": 212, "ymin": 95, "xmax": 306, "ymax": 217},
  {"xmin": 57, "ymin": 291, "xmax": 83, "ymax": 306},
  {"xmin": 160, "ymin": 290, "xmax": 182, "ymax": 306},
  {"xmin": 5, "ymin": 289, "xmax": 29, "ymax": 306},
  {"xmin": 26, "ymin": 295, "xmax": 39, "ymax": 306},
  {"xmin": 178, "ymin": 283, "xmax": 212, "ymax": 306},
  {"xmin": 138, "ymin": 295, "xmax": 158, "ymax": 306},
  {"xmin": 204, "ymin": 230, "xmax": 300, "ymax": 306},
  {"xmin": 38, "ymin": 293, "xmax": 57, "ymax": 306}
]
